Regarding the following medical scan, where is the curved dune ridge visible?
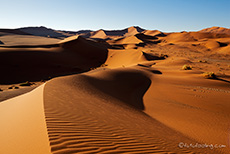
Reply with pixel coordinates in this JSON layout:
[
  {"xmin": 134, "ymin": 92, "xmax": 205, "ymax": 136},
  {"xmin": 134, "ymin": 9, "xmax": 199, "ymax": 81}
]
[{"xmin": 43, "ymin": 68, "xmax": 217, "ymax": 154}]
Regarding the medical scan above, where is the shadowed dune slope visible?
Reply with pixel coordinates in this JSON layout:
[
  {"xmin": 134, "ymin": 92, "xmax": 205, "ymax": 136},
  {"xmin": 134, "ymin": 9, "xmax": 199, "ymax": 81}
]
[
  {"xmin": 43, "ymin": 67, "xmax": 215, "ymax": 154},
  {"xmin": 0, "ymin": 36, "xmax": 108, "ymax": 84},
  {"xmin": 0, "ymin": 29, "xmax": 30, "ymax": 35},
  {"xmin": 18, "ymin": 26, "xmax": 73, "ymax": 38}
]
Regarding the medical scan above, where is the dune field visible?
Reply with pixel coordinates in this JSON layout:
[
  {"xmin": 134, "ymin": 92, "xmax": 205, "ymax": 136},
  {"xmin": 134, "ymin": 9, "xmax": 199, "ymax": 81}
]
[{"xmin": 0, "ymin": 26, "xmax": 230, "ymax": 154}]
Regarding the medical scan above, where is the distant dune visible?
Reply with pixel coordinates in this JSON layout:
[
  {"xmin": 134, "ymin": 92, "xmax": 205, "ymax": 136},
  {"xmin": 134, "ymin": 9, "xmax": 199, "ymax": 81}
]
[
  {"xmin": 0, "ymin": 28, "xmax": 30, "ymax": 35},
  {"xmin": 17, "ymin": 26, "xmax": 76, "ymax": 38},
  {"xmin": 200, "ymin": 26, "xmax": 230, "ymax": 35},
  {"xmin": 143, "ymin": 30, "xmax": 165, "ymax": 36},
  {"xmin": 0, "ymin": 26, "xmax": 230, "ymax": 154},
  {"xmin": 0, "ymin": 35, "xmax": 61, "ymax": 46}
]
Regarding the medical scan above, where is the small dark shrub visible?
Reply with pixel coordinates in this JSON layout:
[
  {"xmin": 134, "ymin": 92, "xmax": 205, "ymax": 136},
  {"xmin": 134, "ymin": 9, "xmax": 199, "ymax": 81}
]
[
  {"xmin": 202, "ymin": 72, "xmax": 216, "ymax": 79},
  {"xmin": 182, "ymin": 65, "xmax": 192, "ymax": 70},
  {"xmin": 19, "ymin": 81, "xmax": 32, "ymax": 86}
]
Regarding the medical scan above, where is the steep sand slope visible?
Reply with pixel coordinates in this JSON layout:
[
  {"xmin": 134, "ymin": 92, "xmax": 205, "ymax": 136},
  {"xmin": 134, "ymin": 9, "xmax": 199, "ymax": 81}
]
[
  {"xmin": 43, "ymin": 68, "xmax": 216, "ymax": 154},
  {"xmin": 0, "ymin": 84, "xmax": 51, "ymax": 154},
  {"xmin": 104, "ymin": 49, "xmax": 146, "ymax": 68},
  {"xmin": 0, "ymin": 36, "xmax": 108, "ymax": 84},
  {"xmin": 104, "ymin": 49, "xmax": 164, "ymax": 68}
]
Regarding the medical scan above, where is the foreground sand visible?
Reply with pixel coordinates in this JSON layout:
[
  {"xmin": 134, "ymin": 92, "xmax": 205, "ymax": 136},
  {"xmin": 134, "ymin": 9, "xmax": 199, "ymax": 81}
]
[
  {"xmin": 0, "ymin": 84, "xmax": 51, "ymax": 154},
  {"xmin": 1, "ymin": 66, "xmax": 229, "ymax": 153},
  {"xmin": 0, "ymin": 69, "xmax": 223, "ymax": 153},
  {"xmin": 0, "ymin": 26, "xmax": 230, "ymax": 153}
]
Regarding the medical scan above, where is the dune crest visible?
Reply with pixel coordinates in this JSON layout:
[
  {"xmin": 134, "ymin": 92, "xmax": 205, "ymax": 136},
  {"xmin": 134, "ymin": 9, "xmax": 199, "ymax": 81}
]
[
  {"xmin": 0, "ymin": 84, "xmax": 51, "ymax": 154},
  {"xmin": 200, "ymin": 26, "xmax": 230, "ymax": 35}
]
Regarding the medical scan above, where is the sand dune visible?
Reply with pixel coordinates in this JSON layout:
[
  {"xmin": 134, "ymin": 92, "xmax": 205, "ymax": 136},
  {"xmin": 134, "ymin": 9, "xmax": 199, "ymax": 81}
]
[
  {"xmin": 82, "ymin": 26, "xmax": 145, "ymax": 40},
  {"xmin": 42, "ymin": 68, "xmax": 218, "ymax": 154},
  {"xmin": 161, "ymin": 31, "xmax": 230, "ymax": 43},
  {"xmin": 0, "ymin": 84, "xmax": 51, "ymax": 154},
  {"xmin": 105, "ymin": 49, "xmax": 165, "ymax": 68},
  {"xmin": 0, "ymin": 28, "xmax": 30, "ymax": 35},
  {"xmin": 110, "ymin": 33, "xmax": 158, "ymax": 46},
  {"xmin": 124, "ymin": 26, "xmax": 145, "ymax": 37},
  {"xmin": 0, "ymin": 35, "xmax": 61, "ymax": 46},
  {"xmin": 200, "ymin": 26, "xmax": 230, "ymax": 35},
  {"xmin": 18, "ymin": 26, "xmax": 75, "ymax": 38},
  {"xmin": 113, "ymin": 35, "xmax": 143, "ymax": 45},
  {"xmin": 1, "ymin": 68, "xmax": 217, "ymax": 153},
  {"xmin": 1, "ymin": 26, "xmax": 230, "ymax": 154},
  {"xmin": 0, "ymin": 36, "xmax": 108, "ymax": 84},
  {"xmin": 142, "ymin": 30, "xmax": 165, "ymax": 37},
  {"xmin": 90, "ymin": 30, "xmax": 108, "ymax": 39}
]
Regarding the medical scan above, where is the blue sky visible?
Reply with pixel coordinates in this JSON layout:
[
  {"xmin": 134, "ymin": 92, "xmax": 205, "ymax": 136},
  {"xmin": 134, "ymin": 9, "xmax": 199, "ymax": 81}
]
[{"xmin": 0, "ymin": 0, "xmax": 229, "ymax": 32}]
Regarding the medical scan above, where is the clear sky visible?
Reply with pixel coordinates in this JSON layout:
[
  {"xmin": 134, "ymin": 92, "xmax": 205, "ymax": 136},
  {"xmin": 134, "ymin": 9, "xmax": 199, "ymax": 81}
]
[{"xmin": 0, "ymin": 0, "xmax": 229, "ymax": 32}]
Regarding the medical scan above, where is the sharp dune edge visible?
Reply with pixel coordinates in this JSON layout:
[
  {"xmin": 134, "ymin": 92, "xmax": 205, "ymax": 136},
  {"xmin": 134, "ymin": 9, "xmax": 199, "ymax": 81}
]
[
  {"xmin": 0, "ymin": 84, "xmax": 51, "ymax": 154},
  {"xmin": 0, "ymin": 26, "xmax": 230, "ymax": 153}
]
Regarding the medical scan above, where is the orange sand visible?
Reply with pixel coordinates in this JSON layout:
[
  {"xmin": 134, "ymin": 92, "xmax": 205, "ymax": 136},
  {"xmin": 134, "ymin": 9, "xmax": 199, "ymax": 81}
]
[{"xmin": 0, "ymin": 26, "xmax": 230, "ymax": 153}]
